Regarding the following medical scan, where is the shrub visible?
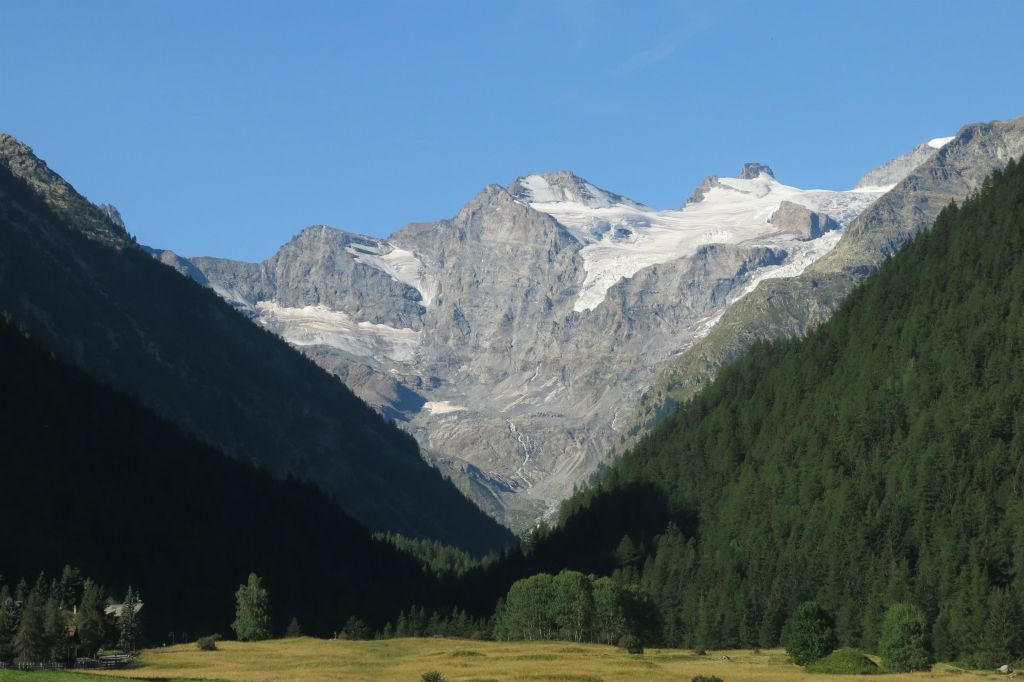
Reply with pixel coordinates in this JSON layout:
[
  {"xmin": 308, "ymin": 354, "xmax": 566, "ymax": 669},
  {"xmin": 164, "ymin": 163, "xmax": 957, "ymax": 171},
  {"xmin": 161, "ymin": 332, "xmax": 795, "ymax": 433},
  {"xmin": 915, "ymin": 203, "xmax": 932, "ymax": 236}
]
[
  {"xmin": 878, "ymin": 603, "xmax": 932, "ymax": 672},
  {"xmin": 421, "ymin": 672, "xmax": 446, "ymax": 682},
  {"xmin": 196, "ymin": 634, "xmax": 221, "ymax": 651},
  {"xmin": 782, "ymin": 601, "xmax": 838, "ymax": 665},
  {"xmin": 692, "ymin": 676, "xmax": 724, "ymax": 682},
  {"xmin": 617, "ymin": 633, "xmax": 643, "ymax": 654},
  {"xmin": 804, "ymin": 647, "xmax": 879, "ymax": 674}
]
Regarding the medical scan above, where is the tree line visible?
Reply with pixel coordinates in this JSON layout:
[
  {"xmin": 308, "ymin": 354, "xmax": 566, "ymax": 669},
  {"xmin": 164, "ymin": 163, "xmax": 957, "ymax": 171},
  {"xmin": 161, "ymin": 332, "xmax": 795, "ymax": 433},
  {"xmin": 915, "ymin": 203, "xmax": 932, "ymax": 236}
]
[
  {"xmin": 0, "ymin": 566, "xmax": 140, "ymax": 665},
  {"xmin": 441, "ymin": 158, "xmax": 1024, "ymax": 667}
]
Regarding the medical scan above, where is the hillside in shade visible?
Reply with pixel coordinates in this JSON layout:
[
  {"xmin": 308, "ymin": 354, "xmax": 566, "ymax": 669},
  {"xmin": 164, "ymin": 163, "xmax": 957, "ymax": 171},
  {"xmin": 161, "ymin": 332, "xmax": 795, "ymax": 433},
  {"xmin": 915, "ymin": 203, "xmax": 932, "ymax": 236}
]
[
  {"xmin": 0, "ymin": 133, "xmax": 512, "ymax": 555},
  {"xmin": 0, "ymin": 314, "xmax": 442, "ymax": 638}
]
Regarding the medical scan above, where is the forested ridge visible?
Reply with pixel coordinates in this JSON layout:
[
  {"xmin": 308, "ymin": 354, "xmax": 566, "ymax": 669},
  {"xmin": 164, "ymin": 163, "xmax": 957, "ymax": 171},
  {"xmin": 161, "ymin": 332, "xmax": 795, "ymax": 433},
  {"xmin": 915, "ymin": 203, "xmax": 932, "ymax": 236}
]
[{"xmin": 453, "ymin": 159, "xmax": 1024, "ymax": 663}]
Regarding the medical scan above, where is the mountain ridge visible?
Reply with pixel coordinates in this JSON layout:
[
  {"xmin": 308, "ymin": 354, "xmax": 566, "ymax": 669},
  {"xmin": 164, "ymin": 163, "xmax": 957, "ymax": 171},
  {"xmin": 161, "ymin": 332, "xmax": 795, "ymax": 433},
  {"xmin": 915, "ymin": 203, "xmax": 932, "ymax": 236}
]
[
  {"xmin": 0, "ymin": 135, "xmax": 512, "ymax": 553},
  {"xmin": 166, "ymin": 138, "xmax": 928, "ymax": 530},
  {"xmin": 463, "ymin": 155, "xmax": 1024, "ymax": 660},
  {"xmin": 625, "ymin": 115, "xmax": 1024, "ymax": 448}
]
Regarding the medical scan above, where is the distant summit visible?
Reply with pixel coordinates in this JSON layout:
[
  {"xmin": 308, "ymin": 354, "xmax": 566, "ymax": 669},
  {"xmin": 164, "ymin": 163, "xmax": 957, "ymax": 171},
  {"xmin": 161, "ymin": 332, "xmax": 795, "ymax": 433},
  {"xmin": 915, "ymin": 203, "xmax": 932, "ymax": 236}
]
[
  {"xmin": 685, "ymin": 163, "xmax": 775, "ymax": 207},
  {"xmin": 737, "ymin": 162, "xmax": 775, "ymax": 180},
  {"xmin": 508, "ymin": 171, "xmax": 644, "ymax": 209}
]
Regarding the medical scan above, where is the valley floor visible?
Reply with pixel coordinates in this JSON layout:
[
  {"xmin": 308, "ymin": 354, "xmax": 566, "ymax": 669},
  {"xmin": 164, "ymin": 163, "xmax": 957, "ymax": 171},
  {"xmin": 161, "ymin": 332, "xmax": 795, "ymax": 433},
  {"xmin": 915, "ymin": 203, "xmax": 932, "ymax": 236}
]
[{"xmin": 0, "ymin": 639, "xmax": 1008, "ymax": 682}]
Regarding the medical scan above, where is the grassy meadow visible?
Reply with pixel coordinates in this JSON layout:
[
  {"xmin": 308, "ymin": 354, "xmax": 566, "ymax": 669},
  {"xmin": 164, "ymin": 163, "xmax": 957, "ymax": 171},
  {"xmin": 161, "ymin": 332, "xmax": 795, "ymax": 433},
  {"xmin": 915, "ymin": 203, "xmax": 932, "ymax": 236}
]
[{"xmin": 0, "ymin": 638, "xmax": 1009, "ymax": 682}]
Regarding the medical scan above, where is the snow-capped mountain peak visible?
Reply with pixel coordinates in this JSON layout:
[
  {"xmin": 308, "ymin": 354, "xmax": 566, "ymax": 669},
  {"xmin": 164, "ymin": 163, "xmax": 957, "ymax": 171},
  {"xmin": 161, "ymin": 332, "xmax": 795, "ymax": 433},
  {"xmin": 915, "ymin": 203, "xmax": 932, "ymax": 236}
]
[
  {"xmin": 508, "ymin": 171, "xmax": 645, "ymax": 210},
  {"xmin": 513, "ymin": 163, "xmax": 886, "ymax": 312},
  {"xmin": 737, "ymin": 162, "xmax": 775, "ymax": 180}
]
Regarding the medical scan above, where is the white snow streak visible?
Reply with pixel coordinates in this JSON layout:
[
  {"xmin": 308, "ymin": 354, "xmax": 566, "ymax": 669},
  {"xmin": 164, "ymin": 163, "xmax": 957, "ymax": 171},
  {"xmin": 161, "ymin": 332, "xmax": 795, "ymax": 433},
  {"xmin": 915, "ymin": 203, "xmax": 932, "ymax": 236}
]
[
  {"xmin": 422, "ymin": 401, "xmax": 467, "ymax": 415},
  {"xmin": 345, "ymin": 241, "xmax": 436, "ymax": 305},
  {"xmin": 254, "ymin": 301, "xmax": 421, "ymax": 363}
]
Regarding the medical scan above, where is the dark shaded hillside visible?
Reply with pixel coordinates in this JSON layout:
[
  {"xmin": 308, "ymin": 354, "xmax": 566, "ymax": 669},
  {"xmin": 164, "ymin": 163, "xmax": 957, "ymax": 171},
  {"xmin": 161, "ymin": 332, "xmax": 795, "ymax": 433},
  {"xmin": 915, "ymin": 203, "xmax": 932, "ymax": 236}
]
[
  {"xmin": 0, "ymin": 134, "xmax": 512, "ymax": 555},
  {"xmin": 457, "ymin": 159, "xmax": 1024, "ymax": 662},
  {"xmin": 0, "ymin": 314, "xmax": 440, "ymax": 638}
]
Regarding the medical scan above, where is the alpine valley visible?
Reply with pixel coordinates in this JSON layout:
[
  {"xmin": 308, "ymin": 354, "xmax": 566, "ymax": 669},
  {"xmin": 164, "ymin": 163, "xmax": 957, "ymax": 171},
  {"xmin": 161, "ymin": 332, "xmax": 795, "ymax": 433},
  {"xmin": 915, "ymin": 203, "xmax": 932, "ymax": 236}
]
[{"xmin": 146, "ymin": 117, "xmax": 1024, "ymax": 530}]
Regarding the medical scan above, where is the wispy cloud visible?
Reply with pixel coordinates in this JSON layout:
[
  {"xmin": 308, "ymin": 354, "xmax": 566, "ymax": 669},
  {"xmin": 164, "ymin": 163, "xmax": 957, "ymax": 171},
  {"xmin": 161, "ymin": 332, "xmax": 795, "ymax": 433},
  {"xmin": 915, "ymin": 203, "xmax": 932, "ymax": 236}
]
[
  {"xmin": 607, "ymin": 5, "xmax": 719, "ymax": 77},
  {"xmin": 609, "ymin": 39, "xmax": 680, "ymax": 76}
]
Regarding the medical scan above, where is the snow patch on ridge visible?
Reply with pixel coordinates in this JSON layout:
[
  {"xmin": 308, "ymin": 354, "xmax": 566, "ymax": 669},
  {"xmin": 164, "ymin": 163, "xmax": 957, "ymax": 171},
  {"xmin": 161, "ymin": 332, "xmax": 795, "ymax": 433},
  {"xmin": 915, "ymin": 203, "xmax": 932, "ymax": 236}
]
[
  {"xmin": 345, "ymin": 241, "xmax": 436, "ymax": 305},
  {"xmin": 522, "ymin": 171, "xmax": 888, "ymax": 312},
  {"xmin": 422, "ymin": 401, "xmax": 467, "ymax": 415},
  {"xmin": 928, "ymin": 136, "xmax": 955, "ymax": 149},
  {"xmin": 254, "ymin": 301, "xmax": 421, "ymax": 363}
]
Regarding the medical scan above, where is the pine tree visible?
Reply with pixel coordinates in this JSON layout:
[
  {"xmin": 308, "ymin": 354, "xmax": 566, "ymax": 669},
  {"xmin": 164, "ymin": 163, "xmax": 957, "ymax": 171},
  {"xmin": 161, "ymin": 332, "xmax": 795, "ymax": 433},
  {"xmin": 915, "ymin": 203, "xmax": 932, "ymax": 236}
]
[
  {"xmin": 395, "ymin": 611, "xmax": 408, "ymax": 638},
  {"xmin": 285, "ymin": 616, "xmax": 302, "ymax": 638},
  {"xmin": 43, "ymin": 596, "xmax": 66, "ymax": 663},
  {"xmin": 76, "ymin": 580, "xmax": 107, "ymax": 657},
  {"xmin": 980, "ymin": 589, "xmax": 1024, "ymax": 667},
  {"xmin": 118, "ymin": 587, "xmax": 140, "ymax": 653},
  {"xmin": 57, "ymin": 566, "xmax": 82, "ymax": 610},
  {"xmin": 231, "ymin": 573, "xmax": 270, "ymax": 641},
  {"xmin": 14, "ymin": 578, "xmax": 46, "ymax": 663},
  {"xmin": 0, "ymin": 584, "xmax": 18, "ymax": 663}
]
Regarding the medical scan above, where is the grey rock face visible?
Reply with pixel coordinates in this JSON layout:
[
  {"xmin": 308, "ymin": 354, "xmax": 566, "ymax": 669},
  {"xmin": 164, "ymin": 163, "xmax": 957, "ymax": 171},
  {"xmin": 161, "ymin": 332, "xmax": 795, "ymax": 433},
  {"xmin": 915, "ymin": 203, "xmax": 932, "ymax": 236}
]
[
  {"xmin": 738, "ymin": 163, "xmax": 775, "ymax": 179},
  {"xmin": 97, "ymin": 204, "xmax": 125, "ymax": 229},
  {"xmin": 184, "ymin": 175, "xmax": 872, "ymax": 530},
  {"xmin": 770, "ymin": 201, "xmax": 839, "ymax": 240},
  {"xmin": 856, "ymin": 142, "xmax": 938, "ymax": 188},
  {"xmin": 142, "ymin": 246, "xmax": 211, "ymax": 286},
  {"xmin": 684, "ymin": 175, "xmax": 720, "ymax": 206},
  {"xmin": 176, "ymin": 125, "xmax": 982, "ymax": 531},
  {"xmin": 192, "ymin": 226, "xmax": 426, "ymax": 330}
]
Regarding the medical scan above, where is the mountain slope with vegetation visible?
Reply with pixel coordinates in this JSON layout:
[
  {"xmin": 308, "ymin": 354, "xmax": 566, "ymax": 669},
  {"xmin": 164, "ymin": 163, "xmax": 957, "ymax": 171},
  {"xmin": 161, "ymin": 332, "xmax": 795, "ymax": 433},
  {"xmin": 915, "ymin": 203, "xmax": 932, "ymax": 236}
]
[
  {"xmin": 0, "ymin": 133, "xmax": 511, "ymax": 555},
  {"xmin": 0, "ymin": 314, "xmax": 440, "ymax": 639},
  {"xmin": 458, "ymin": 159, "xmax": 1024, "ymax": 665},
  {"xmin": 627, "ymin": 116, "xmax": 1024, "ymax": 448}
]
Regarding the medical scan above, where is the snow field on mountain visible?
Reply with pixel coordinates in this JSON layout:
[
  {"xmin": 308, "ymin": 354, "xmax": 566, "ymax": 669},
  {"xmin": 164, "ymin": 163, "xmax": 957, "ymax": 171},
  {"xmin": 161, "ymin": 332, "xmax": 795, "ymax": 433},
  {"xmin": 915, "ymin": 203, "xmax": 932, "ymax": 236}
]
[
  {"xmin": 254, "ymin": 301, "xmax": 421, "ymax": 362},
  {"xmin": 522, "ymin": 172, "xmax": 889, "ymax": 312}
]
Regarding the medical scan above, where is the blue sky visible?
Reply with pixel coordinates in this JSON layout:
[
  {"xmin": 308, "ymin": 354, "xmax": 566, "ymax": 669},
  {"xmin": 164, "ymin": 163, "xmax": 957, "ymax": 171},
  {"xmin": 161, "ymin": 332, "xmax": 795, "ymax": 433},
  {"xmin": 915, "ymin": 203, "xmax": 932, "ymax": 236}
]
[{"xmin": 2, "ymin": 0, "xmax": 1023, "ymax": 262}]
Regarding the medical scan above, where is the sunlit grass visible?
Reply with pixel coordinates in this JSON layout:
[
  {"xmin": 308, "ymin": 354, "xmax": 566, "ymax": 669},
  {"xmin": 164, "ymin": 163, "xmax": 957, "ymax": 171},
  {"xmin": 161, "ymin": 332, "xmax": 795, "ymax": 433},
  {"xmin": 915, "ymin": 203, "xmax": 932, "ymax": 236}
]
[{"xmin": 0, "ymin": 638, "xmax": 984, "ymax": 682}]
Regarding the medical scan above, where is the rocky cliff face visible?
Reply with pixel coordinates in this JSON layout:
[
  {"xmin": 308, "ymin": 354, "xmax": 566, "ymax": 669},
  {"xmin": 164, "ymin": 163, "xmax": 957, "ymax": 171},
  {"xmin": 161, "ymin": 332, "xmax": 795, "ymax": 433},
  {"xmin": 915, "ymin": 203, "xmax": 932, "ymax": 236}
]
[{"xmin": 163, "ymin": 146, "xmax": 935, "ymax": 530}]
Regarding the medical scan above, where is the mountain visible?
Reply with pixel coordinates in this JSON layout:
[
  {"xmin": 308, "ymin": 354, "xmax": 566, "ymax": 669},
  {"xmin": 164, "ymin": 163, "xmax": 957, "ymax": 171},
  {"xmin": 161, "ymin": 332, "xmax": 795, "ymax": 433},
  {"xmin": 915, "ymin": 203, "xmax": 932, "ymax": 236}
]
[
  {"xmin": 628, "ymin": 116, "xmax": 1024, "ymax": 442},
  {"xmin": 174, "ymin": 151, "xmax": 921, "ymax": 530},
  {"xmin": 0, "ymin": 314, "xmax": 437, "ymax": 638},
  {"xmin": 456, "ymin": 157, "xmax": 1024, "ymax": 664},
  {"xmin": 0, "ymin": 133, "xmax": 512, "ymax": 555}
]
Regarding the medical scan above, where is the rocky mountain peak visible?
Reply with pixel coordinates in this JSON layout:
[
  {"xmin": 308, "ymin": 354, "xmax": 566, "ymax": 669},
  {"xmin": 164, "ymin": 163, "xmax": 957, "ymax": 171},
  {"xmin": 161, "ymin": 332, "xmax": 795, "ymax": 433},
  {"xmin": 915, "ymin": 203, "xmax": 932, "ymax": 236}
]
[
  {"xmin": 738, "ymin": 162, "xmax": 775, "ymax": 180},
  {"xmin": 684, "ymin": 175, "xmax": 721, "ymax": 206},
  {"xmin": 97, "ymin": 204, "xmax": 126, "ymax": 229},
  {"xmin": 856, "ymin": 141, "xmax": 940, "ymax": 189},
  {"xmin": 0, "ymin": 133, "xmax": 129, "ymax": 246},
  {"xmin": 508, "ymin": 171, "xmax": 641, "ymax": 209}
]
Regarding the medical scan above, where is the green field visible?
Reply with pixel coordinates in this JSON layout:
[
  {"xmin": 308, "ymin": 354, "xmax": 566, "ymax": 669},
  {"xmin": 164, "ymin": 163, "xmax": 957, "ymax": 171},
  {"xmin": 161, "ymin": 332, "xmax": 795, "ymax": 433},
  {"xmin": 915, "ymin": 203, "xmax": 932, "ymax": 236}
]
[{"xmin": 0, "ymin": 638, "xmax": 1006, "ymax": 682}]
